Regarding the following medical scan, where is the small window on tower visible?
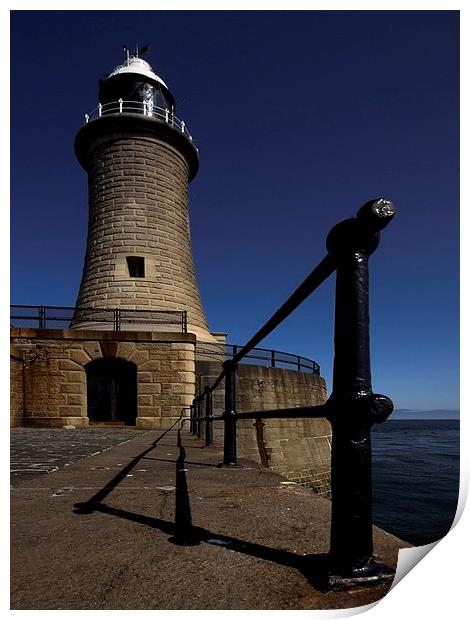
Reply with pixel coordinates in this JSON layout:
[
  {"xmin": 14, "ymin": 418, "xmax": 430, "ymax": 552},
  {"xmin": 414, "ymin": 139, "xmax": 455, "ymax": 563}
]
[{"xmin": 126, "ymin": 256, "xmax": 145, "ymax": 278}]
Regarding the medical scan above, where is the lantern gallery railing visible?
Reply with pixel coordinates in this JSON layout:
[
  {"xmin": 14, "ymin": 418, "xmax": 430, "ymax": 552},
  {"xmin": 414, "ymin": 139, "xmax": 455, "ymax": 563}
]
[
  {"xmin": 189, "ymin": 199, "xmax": 397, "ymax": 591},
  {"xmin": 83, "ymin": 100, "xmax": 194, "ymax": 142}
]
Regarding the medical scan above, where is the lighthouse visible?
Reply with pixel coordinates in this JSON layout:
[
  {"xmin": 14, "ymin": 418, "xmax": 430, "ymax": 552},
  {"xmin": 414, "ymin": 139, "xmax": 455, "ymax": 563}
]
[
  {"xmin": 73, "ymin": 50, "xmax": 216, "ymax": 343},
  {"xmin": 10, "ymin": 48, "xmax": 331, "ymax": 493}
]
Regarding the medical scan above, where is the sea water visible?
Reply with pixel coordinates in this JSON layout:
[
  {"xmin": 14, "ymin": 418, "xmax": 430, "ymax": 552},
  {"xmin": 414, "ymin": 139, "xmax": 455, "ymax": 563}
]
[{"xmin": 371, "ymin": 419, "xmax": 460, "ymax": 546}]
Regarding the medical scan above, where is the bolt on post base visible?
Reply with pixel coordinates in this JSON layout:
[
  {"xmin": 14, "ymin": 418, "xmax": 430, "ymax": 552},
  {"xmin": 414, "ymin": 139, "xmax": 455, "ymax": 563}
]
[{"xmin": 326, "ymin": 559, "xmax": 395, "ymax": 592}]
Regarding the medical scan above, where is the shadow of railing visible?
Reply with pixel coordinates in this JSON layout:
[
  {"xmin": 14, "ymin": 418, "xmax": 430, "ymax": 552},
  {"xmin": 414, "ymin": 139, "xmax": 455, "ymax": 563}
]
[
  {"xmin": 73, "ymin": 427, "xmax": 333, "ymax": 591},
  {"xmin": 168, "ymin": 429, "xmax": 200, "ymax": 546},
  {"xmin": 88, "ymin": 501, "xmax": 332, "ymax": 591},
  {"xmin": 73, "ymin": 415, "xmax": 185, "ymax": 514}
]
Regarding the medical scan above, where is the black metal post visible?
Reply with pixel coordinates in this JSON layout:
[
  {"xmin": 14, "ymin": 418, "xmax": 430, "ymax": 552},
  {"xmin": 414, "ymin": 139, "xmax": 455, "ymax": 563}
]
[
  {"xmin": 196, "ymin": 398, "xmax": 202, "ymax": 439},
  {"xmin": 221, "ymin": 360, "xmax": 239, "ymax": 466},
  {"xmin": 325, "ymin": 199, "xmax": 395, "ymax": 589},
  {"xmin": 189, "ymin": 404, "xmax": 194, "ymax": 434},
  {"xmin": 114, "ymin": 309, "xmax": 120, "ymax": 331},
  {"xmin": 38, "ymin": 306, "xmax": 45, "ymax": 329},
  {"xmin": 191, "ymin": 400, "xmax": 198, "ymax": 436},
  {"xmin": 205, "ymin": 387, "xmax": 213, "ymax": 447}
]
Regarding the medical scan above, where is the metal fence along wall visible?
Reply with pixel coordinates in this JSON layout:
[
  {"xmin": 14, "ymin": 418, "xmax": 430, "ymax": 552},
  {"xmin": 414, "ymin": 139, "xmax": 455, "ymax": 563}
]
[
  {"xmin": 196, "ymin": 342, "xmax": 320, "ymax": 374},
  {"xmin": 10, "ymin": 305, "xmax": 188, "ymax": 333}
]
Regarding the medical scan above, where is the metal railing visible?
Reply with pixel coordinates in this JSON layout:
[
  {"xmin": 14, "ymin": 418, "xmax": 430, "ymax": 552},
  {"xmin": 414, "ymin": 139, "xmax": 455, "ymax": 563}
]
[
  {"xmin": 84, "ymin": 100, "xmax": 194, "ymax": 143},
  {"xmin": 10, "ymin": 305, "xmax": 188, "ymax": 333},
  {"xmin": 196, "ymin": 342, "xmax": 320, "ymax": 374},
  {"xmin": 189, "ymin": 199, "xmax": 397, "ymax": 590}
]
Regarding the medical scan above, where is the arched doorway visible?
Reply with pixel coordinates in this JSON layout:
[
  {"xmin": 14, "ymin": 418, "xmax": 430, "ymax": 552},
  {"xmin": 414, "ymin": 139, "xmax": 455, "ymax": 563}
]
[{"xmin": 85, "ymin": 358, "xmax": 137, "ymax": 426}]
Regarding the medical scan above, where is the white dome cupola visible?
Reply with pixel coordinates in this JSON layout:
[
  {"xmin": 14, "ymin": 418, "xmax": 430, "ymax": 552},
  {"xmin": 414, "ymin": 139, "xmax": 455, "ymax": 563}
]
[{"xmin": 98, "ymin": 48, "xmax": 176, "ymax": 112}]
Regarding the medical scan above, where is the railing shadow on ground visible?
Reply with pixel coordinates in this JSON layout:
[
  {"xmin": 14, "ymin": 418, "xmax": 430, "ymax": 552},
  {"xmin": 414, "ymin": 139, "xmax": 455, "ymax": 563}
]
[
  {"xmin": 88, "ymin": 505, "xmax": 332, "ymax": 592},
  {"xmin": 143, "ymin": 456, "xmax": 219, "ymax": 468},
  {"xmin": 167, "ymin": 428, "xmax": 200, "ymax": 546},
  {"xmin": 73, "ymin": 424, "xmax": 333, "ymax": 592},
  {"xmin": 73, "ymin": 415, "xmax": 186, "ymax": 514}
]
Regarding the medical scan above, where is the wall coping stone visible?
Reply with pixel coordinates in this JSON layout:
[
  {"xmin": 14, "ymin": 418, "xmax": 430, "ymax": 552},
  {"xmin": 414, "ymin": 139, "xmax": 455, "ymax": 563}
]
[{"xmin": 10, "ymin": 328, "xmax": 197, "ymax": 344}]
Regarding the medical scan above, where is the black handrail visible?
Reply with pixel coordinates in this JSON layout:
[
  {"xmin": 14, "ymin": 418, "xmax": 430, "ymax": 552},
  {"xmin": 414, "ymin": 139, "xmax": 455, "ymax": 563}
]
[
  {"xmin": 209, "ymin": 256, "xmax": 336, "ymax": 392},
  {"xmin": 191, "ymin": 198, "xmax": 396, "ymax": 591}
]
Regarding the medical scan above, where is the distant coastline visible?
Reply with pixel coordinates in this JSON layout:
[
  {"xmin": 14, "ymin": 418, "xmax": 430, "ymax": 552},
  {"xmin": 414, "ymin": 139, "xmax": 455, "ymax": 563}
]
[{"xmin": 392, "ymin": 409, "xmax": 459, "ymax": 420}]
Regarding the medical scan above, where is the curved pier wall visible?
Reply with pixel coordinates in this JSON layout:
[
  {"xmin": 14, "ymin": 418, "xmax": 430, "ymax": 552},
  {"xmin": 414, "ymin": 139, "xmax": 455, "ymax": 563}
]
[{"xmin": 196, "ymin": 362, "xmax": 332, "ymax": 496}]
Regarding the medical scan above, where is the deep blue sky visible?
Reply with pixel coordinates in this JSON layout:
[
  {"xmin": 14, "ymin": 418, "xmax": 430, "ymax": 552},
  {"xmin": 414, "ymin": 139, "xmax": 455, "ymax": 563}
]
[{"xmin": 10, "ymin": 10, "xmax": 459, "ymax": 413}]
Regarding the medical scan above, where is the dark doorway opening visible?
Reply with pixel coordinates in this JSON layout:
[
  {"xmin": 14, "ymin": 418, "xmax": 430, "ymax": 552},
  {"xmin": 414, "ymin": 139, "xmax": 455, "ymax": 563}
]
[{"xmin": 85, "ymin": 358, "xmax": 137, "ymax": 426}]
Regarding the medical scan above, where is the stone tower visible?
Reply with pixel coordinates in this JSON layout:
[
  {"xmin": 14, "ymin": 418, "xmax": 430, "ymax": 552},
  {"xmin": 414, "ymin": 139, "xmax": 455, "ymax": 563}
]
[{"xmin": 74, "ymin": 52, "xmax": 216, "ymax": 342}]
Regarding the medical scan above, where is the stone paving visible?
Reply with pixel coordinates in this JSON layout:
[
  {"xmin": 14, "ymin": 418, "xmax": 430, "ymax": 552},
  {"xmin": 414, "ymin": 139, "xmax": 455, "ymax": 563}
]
[
  {"xmin": 10, "ymin": 428, "xmax": 149, "ymax": 486},
  {"xmin": 11, "ymin": 429, "xmax": 409, "ymax": 610}
]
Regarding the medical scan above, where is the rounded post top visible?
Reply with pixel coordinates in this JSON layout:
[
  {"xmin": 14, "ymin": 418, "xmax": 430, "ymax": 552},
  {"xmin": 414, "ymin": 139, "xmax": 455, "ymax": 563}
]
[
  {"xmin": 326, "ymin": 198, "xmax": 396, "ymax": 258},
  {"xmin": 356, "ymin": 199, "xmax": 395, "ymax": 232}
]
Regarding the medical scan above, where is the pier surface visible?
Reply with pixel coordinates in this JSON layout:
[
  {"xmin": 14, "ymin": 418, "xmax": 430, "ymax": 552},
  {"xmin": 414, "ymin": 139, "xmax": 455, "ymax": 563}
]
[{"xmin": 11, "ymin": 427, "xmax": 410, "ymax": 610}]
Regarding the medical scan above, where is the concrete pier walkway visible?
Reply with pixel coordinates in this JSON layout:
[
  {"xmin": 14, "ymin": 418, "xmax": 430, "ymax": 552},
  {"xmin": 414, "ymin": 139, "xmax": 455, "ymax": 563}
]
[{"xmin": 10, "ymin": 426, "xmax": 410, "ymax": 610}]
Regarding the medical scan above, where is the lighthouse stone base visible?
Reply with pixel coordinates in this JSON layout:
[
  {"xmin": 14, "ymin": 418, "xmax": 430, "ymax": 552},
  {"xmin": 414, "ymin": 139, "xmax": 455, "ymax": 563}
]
[{"xmin": 10, "ymin": 328, "xmax": 196, "ymax": 429}]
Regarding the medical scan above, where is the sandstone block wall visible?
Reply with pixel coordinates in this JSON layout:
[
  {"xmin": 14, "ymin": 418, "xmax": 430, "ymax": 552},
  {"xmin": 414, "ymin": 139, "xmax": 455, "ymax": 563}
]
[
  {"xmin": 10, "ymin": 354, "xmax": 24, "ymax": 427},
  {"xmin": 237, "ymin": 417, "xmax": 332, "ymax": 497},
  {"xmin": 236, "ymin": 365, "xmax": 327, "ymax": 411},
  {"xmin": 74, "ymin": 127, "xmax": 213, "ymax": 341},
  {"xmin": 10, "ymin": 328, "xmax": 196, "ymax": 429}
]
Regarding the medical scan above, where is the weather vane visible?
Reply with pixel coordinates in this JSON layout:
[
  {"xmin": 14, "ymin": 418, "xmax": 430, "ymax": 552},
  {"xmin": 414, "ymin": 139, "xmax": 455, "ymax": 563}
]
[{"xmin": 123, "ymin": 43, "xmax": 151, "ymax": 65}]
